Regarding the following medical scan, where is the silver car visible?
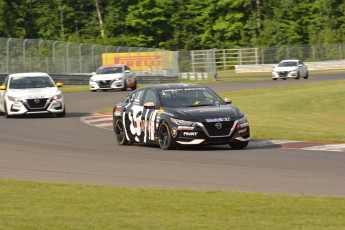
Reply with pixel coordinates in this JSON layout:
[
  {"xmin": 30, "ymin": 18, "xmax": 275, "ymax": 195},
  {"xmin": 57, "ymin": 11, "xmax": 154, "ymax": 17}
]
[
  {"xmin": 89, "ymin": 64, "xmax": 137, "ymax": 92},
  {"xmin": 272, "ymin": 59, "xmax": 309, "ymax": 80},
  {"xmin": 0, "ymin": 72, "xmax": 66, "ymax": 118}
]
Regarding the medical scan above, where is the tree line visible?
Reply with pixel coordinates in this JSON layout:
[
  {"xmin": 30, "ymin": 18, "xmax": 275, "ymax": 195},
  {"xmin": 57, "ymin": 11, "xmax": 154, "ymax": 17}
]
[{"xmin": 1, "ymin": 0, "xmax": 344, "ymax": 51}]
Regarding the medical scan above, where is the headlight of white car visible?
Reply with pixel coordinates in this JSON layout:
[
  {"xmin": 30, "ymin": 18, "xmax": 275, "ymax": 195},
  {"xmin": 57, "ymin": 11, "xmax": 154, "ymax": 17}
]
[
  {"xmin": 53, "ymin": 93, "xmax": 63, "ymax": 100},
  {"xmin": 7, "ymin": 95, "xmax": 20, "ymax": 101},
  {"xmin": 170, "ymin": 118, "xmax": 197, "ymax": 126}
]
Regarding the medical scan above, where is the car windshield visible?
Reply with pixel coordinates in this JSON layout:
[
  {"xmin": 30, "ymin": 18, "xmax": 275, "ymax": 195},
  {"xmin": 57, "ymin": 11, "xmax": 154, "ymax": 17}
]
[
  {"xmin": 158, "ymin": 87, "xmax": 225, "ymax": 108},
  {"xmin": 96, "ymin": 67, "xmax": 123, "ymax": 74},
  {"xmin": 9, "ymin": 76, "xmax": 55, "ymax": 89},
  {"xmin": 278, "ymin": 61, "xmax": 298, "ymax": 67}
]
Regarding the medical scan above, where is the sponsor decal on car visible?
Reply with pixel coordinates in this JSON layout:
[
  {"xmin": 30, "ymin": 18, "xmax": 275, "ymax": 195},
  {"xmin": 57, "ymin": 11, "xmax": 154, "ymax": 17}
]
[
  {"xmin": 171, "ymin": 127, "xmax": 178, "ymax": 138},
  {"xmin": 183, "ymin": 132, "xmax": 198, "ymax": 137}
]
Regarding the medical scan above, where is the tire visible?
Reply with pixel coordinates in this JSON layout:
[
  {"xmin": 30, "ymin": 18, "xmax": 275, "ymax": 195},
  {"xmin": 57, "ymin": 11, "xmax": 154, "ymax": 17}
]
[
  {"xmin": 295, "ymin": 72, "xmax": 300, "ymax": 79},
  {"xmin": 56, "ymin": 108, "xmax": 66, "ymax": 117},
  {"xmin": 282, "ymin": 78, "xmax": 287, "ymax": 80},
  {"xmin": 131, "ymin": 80, "xmax": 137, "ymax": 90},
  {"xmin": 114, "ymin": 119, "xmax": 132, "ymax": 145},
  {"xmin": 272, "ymin": 78, "xmax": 277, "ymax": 80},
  {"xmin": 90, "ymin": 90, "xmax": 97, "ymax": 92},
  {"xmin": 4, "ymin": 103, "xmax": 12, "ymax": 118},
  {"xmin": 158, "ymin": 122, "xmax": 175, "ymax": 150},
  {"xmin": 304, "ymin": 71, "xmax": 309, "ymax": 79},
  {"xmin": 121, "ymin": 81, "xmax": 127, "ymax": 91},
  {"xmin": 229, "ymin": 140, "xmax": 249, "ymax": 149}
]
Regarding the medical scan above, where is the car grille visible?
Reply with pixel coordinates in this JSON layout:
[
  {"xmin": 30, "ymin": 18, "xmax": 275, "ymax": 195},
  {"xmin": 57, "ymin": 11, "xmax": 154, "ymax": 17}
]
[
  {"xmin": 97, "ymin": 80, "xmax": 112, "ymax": 87},
  {"xmin": 202, "ymin": 121, "xmax": 234, "ymax": 137},
  {"xmin": 26, "ymin": 98, "xmax": 48, "ymax": 109},
  {"xmin": 277, "ymin": 71, "xmax": 287, "ymax": 76}
]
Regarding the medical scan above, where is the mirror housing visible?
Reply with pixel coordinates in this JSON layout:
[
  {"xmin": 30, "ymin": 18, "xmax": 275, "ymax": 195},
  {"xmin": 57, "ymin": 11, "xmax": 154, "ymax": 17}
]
[
  {"xmin": 56, "ymin": 82, "xmax": 64, "ymax": 87},
  {"xmin": 224, "ymin": 98, "xmax": 232, "ymax": 104},
  {"xmin": 144, "ymin": 102, "xmax": 155, "ymax": 109},
  {"xmin": 0, "ymin": 85, "xmax": 6, "ymax": 90}
]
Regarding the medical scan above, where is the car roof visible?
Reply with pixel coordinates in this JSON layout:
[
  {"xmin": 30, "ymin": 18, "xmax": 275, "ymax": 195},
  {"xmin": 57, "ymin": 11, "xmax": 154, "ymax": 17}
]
[
  {"xmin": 280, "ymin": 59, "xmax": 300, "ymax": 62},
  {"xmin": 9, "ymin": 72, "xmax": 50, "ymax": 78},
  {"xmin": 139, "ymin": 83, "xmax": 209, "ymax": 91},
  {"xmin": 99, "ymin": 64, "xmax": 125, "ymax": 68}
]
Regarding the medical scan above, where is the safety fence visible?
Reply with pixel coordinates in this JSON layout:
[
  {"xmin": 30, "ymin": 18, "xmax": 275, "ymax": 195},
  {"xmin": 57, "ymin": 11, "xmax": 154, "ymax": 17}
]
[{"xmin": 1, "ymin": 37, "xmax": 345, "ymax": 81}]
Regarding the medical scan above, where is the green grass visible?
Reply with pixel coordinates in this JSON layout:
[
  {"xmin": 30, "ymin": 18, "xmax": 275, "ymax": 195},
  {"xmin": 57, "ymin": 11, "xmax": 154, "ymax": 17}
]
[
  {"xmin": 1, "ymin": 179, "xmax": 345, "ymax": 230},
  {"xmin": 60, "ymin": 85, "xmax": 90, "ymax": 93},
  {"xmin": 218, "ymin": 80, "xmax": 345, "ymax": 143}
]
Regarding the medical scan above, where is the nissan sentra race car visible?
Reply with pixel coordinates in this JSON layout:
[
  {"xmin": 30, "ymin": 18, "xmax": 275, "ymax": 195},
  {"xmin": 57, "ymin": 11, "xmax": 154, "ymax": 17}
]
[
  {"xmin": 0, "ymin": 72, "xmax": 66, "ymax": 118},
  {"xmin": 113, "ymin": 84, "xmax": 250, "ymax": 150}
]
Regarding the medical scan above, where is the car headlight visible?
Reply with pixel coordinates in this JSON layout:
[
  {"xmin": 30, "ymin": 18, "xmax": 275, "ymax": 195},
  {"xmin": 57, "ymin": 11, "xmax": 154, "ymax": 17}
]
[
  {"xmin": 170, "ymin": 118, "xmax": 197, "ymax": 126},
  {"xmin": 53, "ymin": 93, "xmax": 63, "ymax": 100},
  {"xmin": 7, "ymin": 95, "xmax": 20, "ymax": 101},
  {"xmin": 235, "ymin": 115, "xmax": 249, "ymax": 128},
  {"xmin": 89, "ymin": 79, "xmax": 96, "ymax": 83},
  {"xmin": 116, "ymin": 76, "xmax": 124, "ymax": 81},
  {"xmin": 238, "ymin": 115, "xmax": 248, "ymax": 124}
]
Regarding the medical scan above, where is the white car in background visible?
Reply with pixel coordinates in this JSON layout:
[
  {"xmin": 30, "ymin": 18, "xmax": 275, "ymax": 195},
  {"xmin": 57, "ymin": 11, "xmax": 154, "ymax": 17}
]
[
  {"xmin": 0, "ymin": 72, "xmax": 65, "ymax": 118},
  {"xmin": 272, "ymin": 59, "xmax": 309, "ymax": 80},
  {"xmin": 89, "ymin": 64, "xmax": 137, "ymax": 92}
]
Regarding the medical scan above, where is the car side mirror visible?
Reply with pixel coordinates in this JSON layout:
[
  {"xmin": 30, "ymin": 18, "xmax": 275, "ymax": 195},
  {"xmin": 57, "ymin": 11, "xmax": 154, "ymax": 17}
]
[
  {"xmin": 91, "ymin": 72, "xmax": 96, "ymax": 75},
  {"xmin": 125, "ymin": 70, "xmax": 131, "ymax": 73},
  {"xmin": 56, "ymin": 82, "xmax": 64, "ymax": 87},
  {"xmin": 144, "ymin": 102, "xmax": 155, "ymax": 109},
  {"xmin": 224, "ymin": 98, "xmax": 232, "ymax": 104},
  {"xmin": 0, "ymin": 85, "xmax": 6, "ymax": 90}
]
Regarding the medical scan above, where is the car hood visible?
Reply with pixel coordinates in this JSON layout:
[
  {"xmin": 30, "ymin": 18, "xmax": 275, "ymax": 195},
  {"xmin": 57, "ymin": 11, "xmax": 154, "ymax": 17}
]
[
  {"xmin": 7, "ymin": 87, "xmax": 61, "ymax": 99},
  {"xmin": 274, "ymin": 66, "xmax": 298, "ymax": 71},
  {"xmin": 91, "ymin": 73, "xmax": 124, "ymax": 81},
  {"xmin": 164, "ymin": 105, "xmax": 242, "ymax": 122}
]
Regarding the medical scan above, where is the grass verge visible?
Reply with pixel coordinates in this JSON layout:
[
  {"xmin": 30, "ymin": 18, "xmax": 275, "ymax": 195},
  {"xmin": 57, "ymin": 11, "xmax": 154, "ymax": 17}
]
[
  {"xmin": 1, "ymin": 179, "xmax": 345, "ymax": 230},
  {"xmin": 219, "ymin": 80, "xmax": 345, "ymax": 143}
]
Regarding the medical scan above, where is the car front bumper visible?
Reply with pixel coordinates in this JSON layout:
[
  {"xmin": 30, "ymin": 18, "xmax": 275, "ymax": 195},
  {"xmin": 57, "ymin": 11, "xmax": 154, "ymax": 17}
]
[
  {"xmin": 89, "ymin": 79, "xmax": 124, "ymax": 90},
  {"xmin": 172, "ymin": 120, "xmax": 250, "ymax": 146},
  {"xmin": 272, "ymin": 71, "xmax": 298, "ymax": 79},
  {"xmin": 6, "ymin": 98, "xmax": 65, "ymax": 115}
]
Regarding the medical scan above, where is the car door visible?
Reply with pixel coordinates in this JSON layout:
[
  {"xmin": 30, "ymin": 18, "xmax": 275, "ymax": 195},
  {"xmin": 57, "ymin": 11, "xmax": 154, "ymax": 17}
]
[
  {"xmin": 298, "ymin": 61, "xmax": 307, "ymax": 76},
  {"xmin": 141, "ymin": 89, "xmax": 159, "ymax": 143},
  {"xmin": 124, "ymin": 65, "xmax": 135, "ymax": 85},
  {"xmin": 123, "ymin": 89, "xmax": 146, "ymax": 142}
]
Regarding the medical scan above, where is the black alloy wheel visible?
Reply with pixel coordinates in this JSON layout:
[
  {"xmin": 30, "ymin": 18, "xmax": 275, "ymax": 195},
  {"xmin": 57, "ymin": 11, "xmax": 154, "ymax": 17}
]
[
  {"xmin": 114, "ymin": 119, "xmax": 132, "ymax": 145},
  {"xmin": 158, "ymin": 122, "xmax": 175, "ymax": 150}
]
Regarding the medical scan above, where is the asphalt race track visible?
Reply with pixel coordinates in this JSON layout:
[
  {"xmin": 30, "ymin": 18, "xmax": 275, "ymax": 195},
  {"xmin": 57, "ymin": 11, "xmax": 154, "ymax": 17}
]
[{"xmin": 1, "ymin": 72, "xmax": 345, "ymax": 197}]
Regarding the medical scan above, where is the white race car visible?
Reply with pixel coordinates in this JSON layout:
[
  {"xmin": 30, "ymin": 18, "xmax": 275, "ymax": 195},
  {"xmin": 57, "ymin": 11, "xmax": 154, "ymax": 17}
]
[
  {"xmin": 272, "ymin": 59, "xmax": 309, "ymax": 80},
  {"xmin": 0, "ymin": 72, "xmax": 66, "ymax": 118},
  {"xmin": 89, "ymin": 64, "xmax": 137, "ymax": 92}
]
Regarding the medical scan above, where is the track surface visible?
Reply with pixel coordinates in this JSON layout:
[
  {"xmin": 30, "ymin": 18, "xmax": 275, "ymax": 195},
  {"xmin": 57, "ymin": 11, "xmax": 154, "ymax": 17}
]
[{"xmin": 1, "ymin": 73, "xmax": 345, "ymax": 197}]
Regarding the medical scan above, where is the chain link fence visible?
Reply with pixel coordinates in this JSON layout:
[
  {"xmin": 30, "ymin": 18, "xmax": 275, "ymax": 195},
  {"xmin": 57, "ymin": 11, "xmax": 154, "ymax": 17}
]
[
  {"xmin": 0, "ymin": 37, "xmax": 179, "ymax": 77},
  {"xmin": 1, "ymin": 37, "xmax": 345, "ymax": 79}
]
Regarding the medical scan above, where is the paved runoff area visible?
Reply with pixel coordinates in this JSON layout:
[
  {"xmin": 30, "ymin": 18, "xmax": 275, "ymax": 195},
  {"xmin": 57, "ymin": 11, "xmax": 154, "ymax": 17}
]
[{"xmin": 81, "ymin": 113, "xmax": 345, "ymax": 153}]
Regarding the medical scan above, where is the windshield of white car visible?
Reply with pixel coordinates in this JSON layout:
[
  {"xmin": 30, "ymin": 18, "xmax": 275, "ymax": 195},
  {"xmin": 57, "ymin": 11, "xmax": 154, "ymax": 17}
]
[
  {"xmin": 158, "ymin": 87, "xmax": 225, "ymax": 108},
  {"xmin": 278, "ymin": 62, "xmax": 298, "ymax": 67},
  {"xmin": 96, "ymin": 67, "xmax": 123, "ymax": 74},
  {"xmin": 9, "ymin": 76, "xmax": 55, "ymax": 89}
]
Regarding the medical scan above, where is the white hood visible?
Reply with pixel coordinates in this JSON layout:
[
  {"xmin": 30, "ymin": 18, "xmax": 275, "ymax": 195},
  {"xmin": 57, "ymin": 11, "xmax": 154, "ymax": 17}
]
[
  {"xmin": 274, "ymin": 66, "xmax": 298, "ymax": 72},
  {"xmin": 7, "ymin": 87, "xmax": 61, "ymax": 99},
  {"xmin": 91, "ymin": 73, "xmax": 124, "ymax": 81}
]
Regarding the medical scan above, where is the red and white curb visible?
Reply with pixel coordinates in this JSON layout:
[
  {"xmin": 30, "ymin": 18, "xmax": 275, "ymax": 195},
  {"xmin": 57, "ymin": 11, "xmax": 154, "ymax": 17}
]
[
  {"xmin": 81, "ymin": 114, "xmax": 113, "ymax": 130},
  {"xmin": 81, "ymin": 114, "xmax": 345, "ymax": 152}
]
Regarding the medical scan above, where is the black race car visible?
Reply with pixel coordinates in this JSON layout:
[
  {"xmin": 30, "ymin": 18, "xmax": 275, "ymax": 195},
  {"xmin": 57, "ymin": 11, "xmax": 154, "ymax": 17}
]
[{"xmin": 113, "ymin": 83, "xmax": 250, "ymax": 150}]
